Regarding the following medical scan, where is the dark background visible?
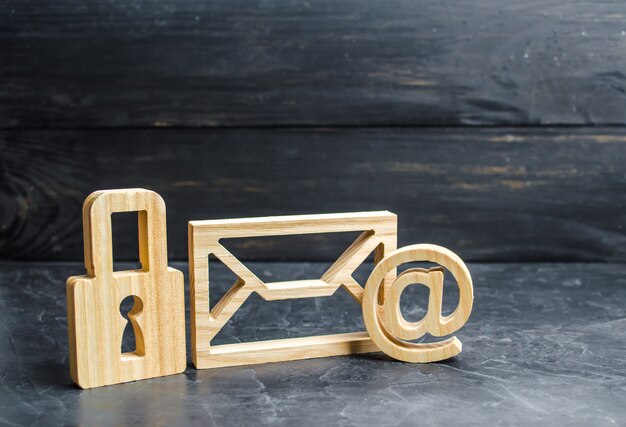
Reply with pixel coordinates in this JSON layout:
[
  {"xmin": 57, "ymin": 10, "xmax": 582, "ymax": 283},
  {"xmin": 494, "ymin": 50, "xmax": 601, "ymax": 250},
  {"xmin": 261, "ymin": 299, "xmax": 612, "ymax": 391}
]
[
  {"xmin": 2, "ymin": 3, "xmax": 626, "ymax": 424},
  {"xmin": 1, "ymin": 0, "xmax": 625, "ymax": 263}
]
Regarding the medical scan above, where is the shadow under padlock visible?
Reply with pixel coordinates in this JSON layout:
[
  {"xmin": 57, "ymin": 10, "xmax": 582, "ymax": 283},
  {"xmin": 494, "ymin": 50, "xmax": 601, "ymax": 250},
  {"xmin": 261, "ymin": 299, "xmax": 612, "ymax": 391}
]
[{"xmin": 67, "ymin": 189, "xmax": 186, "ymax": 389}]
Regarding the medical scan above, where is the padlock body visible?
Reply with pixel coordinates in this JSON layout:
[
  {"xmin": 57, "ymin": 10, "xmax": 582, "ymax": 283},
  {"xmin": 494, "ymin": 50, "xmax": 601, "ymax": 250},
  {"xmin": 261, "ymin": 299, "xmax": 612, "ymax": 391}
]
[{"xmin": 67, "ymin": 267, "xmax": 185, "ymax": 389}]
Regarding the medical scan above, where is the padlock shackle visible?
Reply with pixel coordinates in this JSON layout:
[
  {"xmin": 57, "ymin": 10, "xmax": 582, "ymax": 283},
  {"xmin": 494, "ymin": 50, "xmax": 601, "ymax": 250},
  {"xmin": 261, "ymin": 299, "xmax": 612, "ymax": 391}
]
[{"xmin": 82, "ymin": 189, "xmax": 169, "ymax": 278}]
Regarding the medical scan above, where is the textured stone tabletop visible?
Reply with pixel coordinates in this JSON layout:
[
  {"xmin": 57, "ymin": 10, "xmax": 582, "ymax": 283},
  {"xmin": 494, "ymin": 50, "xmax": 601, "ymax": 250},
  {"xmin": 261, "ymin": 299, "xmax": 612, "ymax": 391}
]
[{"xmin": 1, "ymin": 261, "xmax": 625, "ymax": 426}]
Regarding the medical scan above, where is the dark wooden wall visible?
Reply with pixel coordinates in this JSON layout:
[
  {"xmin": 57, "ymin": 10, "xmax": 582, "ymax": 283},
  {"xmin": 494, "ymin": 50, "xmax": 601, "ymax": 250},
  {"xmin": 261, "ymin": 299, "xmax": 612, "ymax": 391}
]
[{"xmin": 1, "ymin": 0, "xmax": 625, "ymax": 262}]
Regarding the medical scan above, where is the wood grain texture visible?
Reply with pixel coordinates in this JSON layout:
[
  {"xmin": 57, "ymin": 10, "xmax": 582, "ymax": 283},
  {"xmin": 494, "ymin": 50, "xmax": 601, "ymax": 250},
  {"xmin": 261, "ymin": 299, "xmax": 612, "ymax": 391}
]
[
  {"xmin": 66, "ymin": 189, "xmax": 186, "ymax": 388},
  {"xmin": 2, "ymin": 0, "xmax": 626, "ymax": 128},
  {"xmin": 189, "ymin": 211, "xmax": 397, "ymax": 368},
  {"xmin": 1, "ymin": 127, "xmax": 626, "ymax": 262},
  {"xmin": 363, "ymin": 244, "xmax": 473, "ymax": 363}
]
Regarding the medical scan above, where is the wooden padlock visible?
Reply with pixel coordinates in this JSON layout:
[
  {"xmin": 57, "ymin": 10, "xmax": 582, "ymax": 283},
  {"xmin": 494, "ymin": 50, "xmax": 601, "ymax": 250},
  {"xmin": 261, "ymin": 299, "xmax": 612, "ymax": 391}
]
[{"xmin": 66, "ymin": 189, "xmax": 186, "ymax": 388}]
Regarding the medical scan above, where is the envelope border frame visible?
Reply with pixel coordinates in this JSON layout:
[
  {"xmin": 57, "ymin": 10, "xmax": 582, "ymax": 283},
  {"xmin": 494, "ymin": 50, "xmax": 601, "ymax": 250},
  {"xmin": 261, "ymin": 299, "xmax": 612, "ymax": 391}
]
[{"xmin": 188, "ymin": 211, "xmax": 398, "ymax": 369}]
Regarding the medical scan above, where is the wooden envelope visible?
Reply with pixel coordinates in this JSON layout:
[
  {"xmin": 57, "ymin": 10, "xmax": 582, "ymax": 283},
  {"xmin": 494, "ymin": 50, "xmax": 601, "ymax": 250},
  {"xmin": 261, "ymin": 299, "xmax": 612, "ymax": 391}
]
[{"xmin": 188, "ymin": 211, "xmax": 397, "ymax": 369}]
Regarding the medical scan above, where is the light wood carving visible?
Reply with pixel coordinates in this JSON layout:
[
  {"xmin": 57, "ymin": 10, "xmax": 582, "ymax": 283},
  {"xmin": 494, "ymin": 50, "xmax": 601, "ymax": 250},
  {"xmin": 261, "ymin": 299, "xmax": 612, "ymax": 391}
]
[
  {"xmin": 67, "ymin": 189, "xmax": 186, "ymax": 388},
  {"xmin": 188, "ymin": 211, "xmax": 398, "ymax": 369},
  {"xmin": 362, "ymin": 244, "xmax": 474, "ymax": 363}
]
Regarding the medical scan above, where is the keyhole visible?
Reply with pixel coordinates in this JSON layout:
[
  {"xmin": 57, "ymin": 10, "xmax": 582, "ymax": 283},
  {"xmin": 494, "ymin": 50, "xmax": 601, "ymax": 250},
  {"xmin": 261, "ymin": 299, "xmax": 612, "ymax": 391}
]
[{"xmin": 120, "ymin": 295, "xmax": 145, "ymax": 357}]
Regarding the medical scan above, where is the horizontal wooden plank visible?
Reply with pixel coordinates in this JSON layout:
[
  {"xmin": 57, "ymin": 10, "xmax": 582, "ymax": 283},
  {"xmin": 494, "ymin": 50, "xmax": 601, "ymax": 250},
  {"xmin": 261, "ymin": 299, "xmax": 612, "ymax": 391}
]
[
  {"xmin": 2, "ymin": 0, "xmax": 626, "ymax": 128},
  {"xmin": 1, "ymin": 127, "xmax": 625, "ymax": 262}
]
